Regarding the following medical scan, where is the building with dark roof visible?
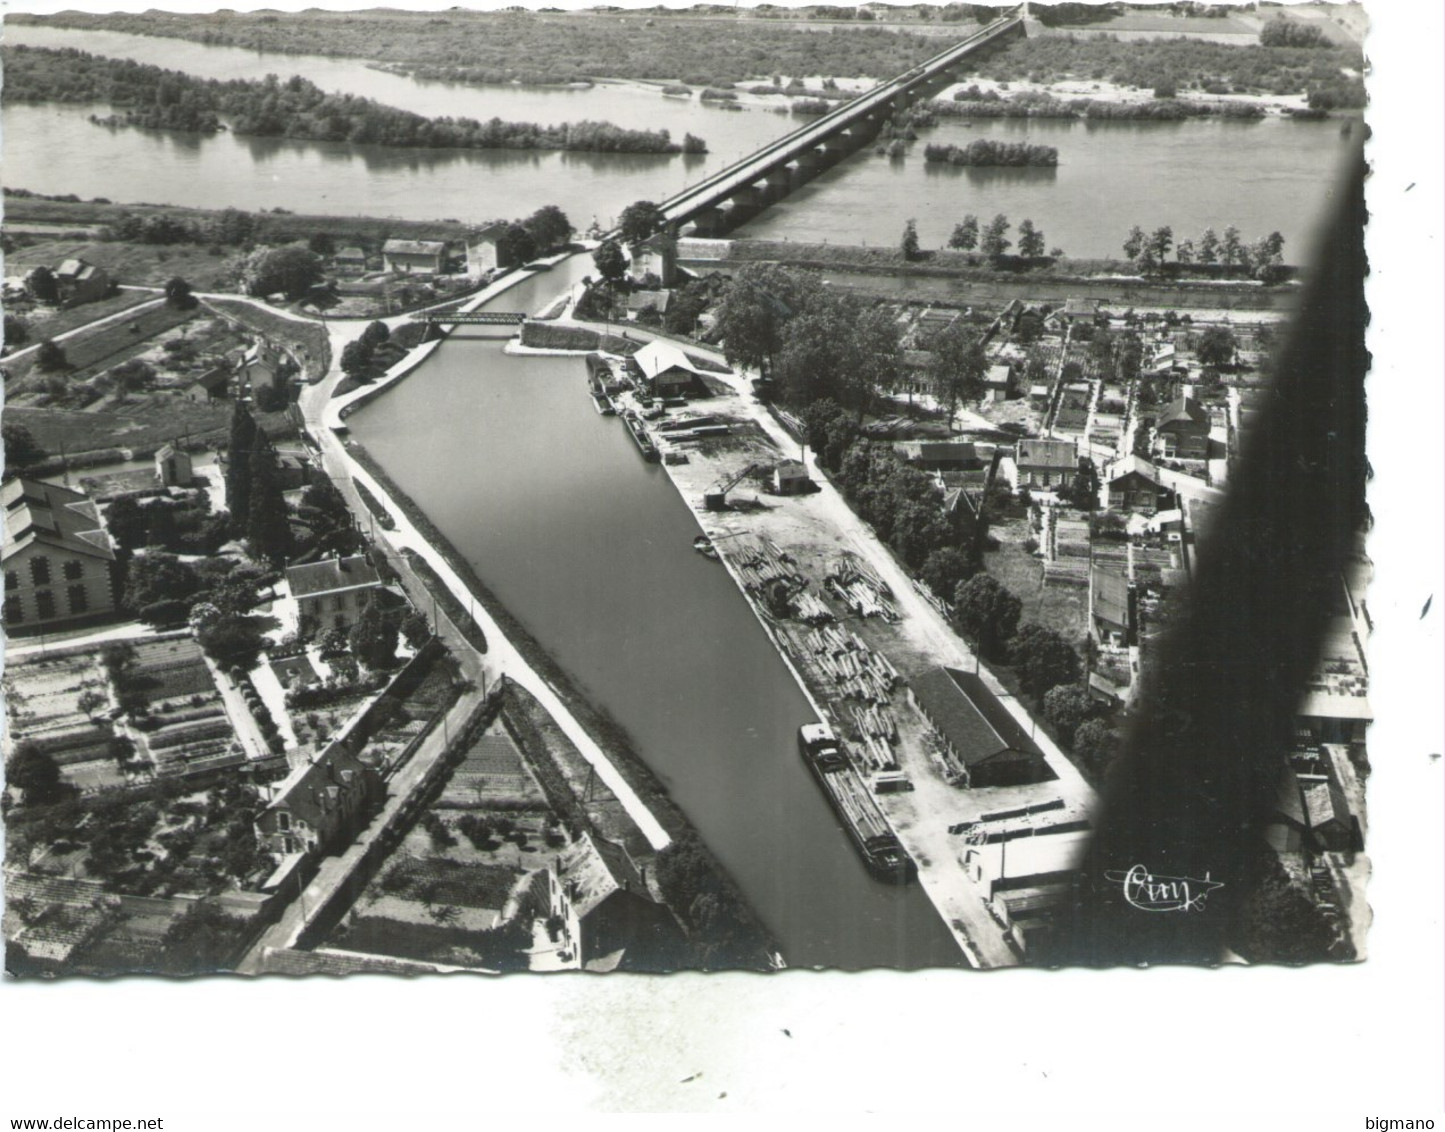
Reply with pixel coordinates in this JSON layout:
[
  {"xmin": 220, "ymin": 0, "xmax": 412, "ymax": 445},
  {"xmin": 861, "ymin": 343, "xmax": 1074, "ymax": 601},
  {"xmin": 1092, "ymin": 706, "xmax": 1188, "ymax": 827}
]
[
  {"xmin": 893, "ymin": 440, "xmax": 981, "ymax": 471},
  {"xmin": 53, "ymin": 258, "xmax": 112, "ymax": 306},
  {"xmin": 908, "ymin": 667, "xmax": 1055, "ymax": 787},
  {"xmin": 254, "ymin": 741, "xmax": 382, "ymax": 859},
  {"xmin": 1155, "ymin": 395, "xmax": 1210, "ymax": 459},
  {"xmin": 1107, "ymin": 455, "xmax": 1164, "ymax": 513},
  {"xmin": 2, "ymin": 478, "xmax": 116, "ymax": 632},
  {"xmin": 182, "ymin": 364, "xmax": 232, "ymax": 404},
  {"xmin": 286, "ymin": 554, "xmax": 383, "ymax": 633}
]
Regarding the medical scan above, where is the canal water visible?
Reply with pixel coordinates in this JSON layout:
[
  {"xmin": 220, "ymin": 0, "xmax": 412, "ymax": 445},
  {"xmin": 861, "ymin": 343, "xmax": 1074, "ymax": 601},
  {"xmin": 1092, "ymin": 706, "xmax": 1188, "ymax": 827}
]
[
  {"xmin": 5, "ymin": 24, "xmax": 1352, "ymax": 258},
  {"xmin": 347, "ymin": 257, "xmax": 964, "ymax": 968}
]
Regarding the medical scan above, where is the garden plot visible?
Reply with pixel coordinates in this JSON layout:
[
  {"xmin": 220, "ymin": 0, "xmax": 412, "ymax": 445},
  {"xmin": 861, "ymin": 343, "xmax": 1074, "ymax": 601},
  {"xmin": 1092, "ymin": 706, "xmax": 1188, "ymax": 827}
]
[
  {"xmin": 126, "ymin": 638, "xmax": 241, "ymax": 778},
  {"xmin": 3, "ymin": 649, "xmax": 123, "ymax": 791}
]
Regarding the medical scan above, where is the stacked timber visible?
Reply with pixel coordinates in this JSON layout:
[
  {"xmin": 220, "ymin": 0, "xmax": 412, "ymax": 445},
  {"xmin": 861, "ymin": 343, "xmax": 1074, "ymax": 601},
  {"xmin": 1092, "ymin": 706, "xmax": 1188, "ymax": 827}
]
[
  {"xmin": 825, "ymin": 553, "xmax": 899, "ymax": 621},
  {"xmin": 730, "ymin": 537, "xmax": 800, "ymax": 590}
]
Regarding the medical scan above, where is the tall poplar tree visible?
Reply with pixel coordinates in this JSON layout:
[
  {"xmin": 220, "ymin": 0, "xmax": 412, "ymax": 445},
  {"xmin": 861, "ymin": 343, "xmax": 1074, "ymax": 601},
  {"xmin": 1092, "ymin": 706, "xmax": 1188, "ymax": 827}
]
[{"xmin": 226, "ymin": 401, "xmax": 258, "ymax": 531}]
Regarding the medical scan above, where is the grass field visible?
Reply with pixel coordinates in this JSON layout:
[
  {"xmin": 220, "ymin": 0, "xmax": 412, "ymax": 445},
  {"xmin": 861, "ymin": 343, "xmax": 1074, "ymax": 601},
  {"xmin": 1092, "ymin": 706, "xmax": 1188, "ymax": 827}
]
[
  {"xmin": 6, "ymin": 302, "xmax": 197, "ymax": 391},
  {"xmin": 5, "ymin": 289, "xmax": 157, "ymax": 346},
  {"xmin": 3, "ymin": 236, "xmax": 239, "ymax": 292},
  {"xmin": 985, "ymin": 539, "xmax": 1089, "ymax": 647},
  {"xmin": 9, "ymin": 400, "xmax": 295, "ymax": 459}
]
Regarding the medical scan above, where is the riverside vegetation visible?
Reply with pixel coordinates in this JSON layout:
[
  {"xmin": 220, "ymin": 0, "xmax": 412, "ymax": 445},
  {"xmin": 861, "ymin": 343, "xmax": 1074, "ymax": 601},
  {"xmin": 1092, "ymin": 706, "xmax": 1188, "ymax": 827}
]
[{"xmin": 4, "ymin": 46, "xmax": 706, "ymax": 155}]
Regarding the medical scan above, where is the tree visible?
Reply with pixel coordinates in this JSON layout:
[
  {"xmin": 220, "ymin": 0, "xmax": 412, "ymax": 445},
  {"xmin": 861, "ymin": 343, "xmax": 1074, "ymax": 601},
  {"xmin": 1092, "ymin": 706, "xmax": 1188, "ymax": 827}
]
[
  {"xmin": 1147, "ymin": 225, "xmax": 1174, "ymax": 267},
  {"xmin": 226, "ymin": 401, "xmax": 258, "ymax": 528},
  {"xmin": 1017, "ymin": 219, "xmax": 1046, "ymax": 259},
  {"xmin": 948, "ymin": 215, "xmax": 979, "ymax": 252},
  {"xmin": 2, "ymin": 421, "xmax": 46, "ymax": 469},
  {"xmin": 617, "ymin": 200, "xmax": 666, "ymax": 246},
  {"xmin": 1175, "ymin": 238, "xmax": 1195, "ymax": 265},
  {"xmin": 6, "ymin": 742, "xmax": 65, "ymax": 804},
  {"xmin": 340, "ymin": 339, "xmax": 374, "ymax": 378},
  {"xmin": 592, "ymin": 239, "xmax": 627, "ymax": 286},
  {"xmin": 716, "ymin": 263, "xmax": 817, "ymax": 383},
  {"xmin": 307, "ymin": 232, "xmax": 337, "ymax": 257},
  {"xmin": 1071, "ymin": 718, "xmax": 1118, "ymax": 779},
  {"xmin": 497, "ymin": 222, "xmax": 536, "ymax": 267},
  {"xmin": 1043, "ymin": 684, "xmax": 1092, "ymax": 747},
  {"xmin": 1123, "ymin": 226, "xmax": 1146, "ymax": 261},
  {"xmin": 5, "ymin": 313, "xmax": 31, "ymax": 349},
  {"xmin": 35, "ymin": 339, "xmax": 69, "ymax": 373},
  {"xmin": 399, "ymin": 609, "xmax": 431, "ymax": 650},
  {"xmin": 240, "ymin": 244, "xmax": 324, "ymax": 300},
  {"xmin": 1067, "ymin": 458, "xmax": 1101, "ymax": 510},
  {"xmin": 123, "ymin": 552, "xmax": 201, "ymax": 613},
  {"xmin": 980, "ymin": 213, "xmax": 1011, "ymax": 258},
  {"xmin": 1196, "ymin": 325, "xmax": 1237, "ymax": 368},
  {"xmin": 523, "ymin": 205, "xmax": 573, "ymax": 253},
  {"xmin": 1220, "ymin": 225, "xmax": 1244, "ymax": 267},
  {"xmin": 77, "ymin": 689, "xmax": 109, "ymax": 722},
  {"xmin": 349, "ymin": 594, "xmax": 400, "ymax": 670},
  {"xmin": 846, "ymin": 301, "xmax": 904, "ymax": 420},
  {"xmin": 900, "ymin": 218, "xmax": 921, "ymax": 261},
  {"xmin": 26, "ymin": 266, "xmax": 59, "ymax": 303},
  {"xmin": 160, "ymin": 902, "xmax": 249, "ymax": 975},
  {"xmin": 163, "ymin": 276, "xmax": 197, "ymax": 310},
  {"xmin": 197, "ymin": 614, "xmax": 266, "ymax": 671},
  {"xmin": 359, "ymin": 320, "xmax": 390, "ymax": 352},
  {"xmin": 1197, "ymin": 227, "xmax": 1220, "ymax": 265},
  {"xmin": 1011, "ymin": 623, "xmax": 1081, "ymax": 697},
  {"xmin": 246, "ymin": 444, "xmax": 293, "ymax": 566},
  {"xmin": 953, "ymin": 574, "xmax": 1022, "ymax": 660},
  {"xmin": 929, "ymin": 320, "xmax": 987, "ymax": 422},
  {"xmin": 920, "ymin": 545, "xmax": 978, "ymax": 602}
]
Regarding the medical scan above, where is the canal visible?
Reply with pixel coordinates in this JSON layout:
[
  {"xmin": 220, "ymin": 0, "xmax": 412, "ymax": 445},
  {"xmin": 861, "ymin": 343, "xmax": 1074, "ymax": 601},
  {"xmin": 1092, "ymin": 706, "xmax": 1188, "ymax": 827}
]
[{"xmin": 346, "ymin": 258, "xmax": 965, "ymax": 968}]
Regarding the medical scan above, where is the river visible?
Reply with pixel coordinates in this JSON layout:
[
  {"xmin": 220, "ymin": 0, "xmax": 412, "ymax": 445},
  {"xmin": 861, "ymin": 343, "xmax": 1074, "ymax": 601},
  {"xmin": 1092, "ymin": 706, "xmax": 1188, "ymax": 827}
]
[
  {"xmin": 4, "ymin": 24, "xmax": 1353, "ymax": 258},
  {"xmin": 346, "ymin": 257, "xmax": 965, "ymax": 969}
]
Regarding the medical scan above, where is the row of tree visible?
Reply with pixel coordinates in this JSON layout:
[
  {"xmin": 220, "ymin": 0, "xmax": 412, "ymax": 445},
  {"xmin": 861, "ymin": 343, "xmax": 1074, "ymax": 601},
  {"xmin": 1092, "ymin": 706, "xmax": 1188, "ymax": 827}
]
[
  {"xmin": 7, "ymin": 47, "xmax": 704, "ymax": 155},
  {"xmin": 946, "ymin": 213, "xmax": 1055, "ymax": 259},
  {"xmin": 225, "ymin": 402, "xmax": 294, "ymax": 566},
  {"xmin": 1122, "ymin": 224, "xmax": 1286, "ymax": 279}
]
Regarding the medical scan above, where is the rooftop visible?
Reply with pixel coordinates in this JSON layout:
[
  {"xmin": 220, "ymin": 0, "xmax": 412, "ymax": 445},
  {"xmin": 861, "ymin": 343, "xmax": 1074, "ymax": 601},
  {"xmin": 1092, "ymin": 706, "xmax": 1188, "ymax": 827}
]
[
  {"xmin": 284, "ymin": 554, "xmax": 382, "ymax": 599},
  {"xmin": 632, "ymin": 339, "xmax": 704, "ymax": 380},
  {"xmin": 1, "ymin": 478, "xmax": 114, "ymax": 563},
  {"xmin": 382, "ymin": 239, "xmax": 447, "ymax": 257},
  {"xmin": 911, "ymin": 667, "xmax": 1047, "ymax": 770},
  {"xmin": 1016, "ymin": 437, "xmax": 1077, "ymax": 469}
]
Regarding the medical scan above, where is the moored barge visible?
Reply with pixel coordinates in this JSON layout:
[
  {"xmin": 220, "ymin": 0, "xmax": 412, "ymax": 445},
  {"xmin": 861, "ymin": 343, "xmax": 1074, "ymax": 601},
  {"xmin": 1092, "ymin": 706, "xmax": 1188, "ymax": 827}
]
[{"xmin": 798, "ymin": 723, "xmax": 915, "ymax": 883}]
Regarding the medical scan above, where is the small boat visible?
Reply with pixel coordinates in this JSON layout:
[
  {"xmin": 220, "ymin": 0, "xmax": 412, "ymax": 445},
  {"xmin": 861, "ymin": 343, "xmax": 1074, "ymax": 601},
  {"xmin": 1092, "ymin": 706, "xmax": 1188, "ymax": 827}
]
[
  {"xmin": 592, "ymin": 390, "xmax": 616, "ymax": 415},
  {"xmin": 693, "ymin": 534, "xmax": 720, "ymax": 559}
]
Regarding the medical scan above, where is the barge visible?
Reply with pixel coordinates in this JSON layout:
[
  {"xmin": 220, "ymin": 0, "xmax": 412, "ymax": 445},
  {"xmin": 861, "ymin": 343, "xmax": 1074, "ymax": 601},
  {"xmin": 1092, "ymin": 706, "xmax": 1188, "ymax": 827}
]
[
  {"xmin": 798, "ymin": 723, "xmax": 915, "ymax": 884},
  {"xmin": 622, "ymin": 411, "xmax": 660, "ymax": 462}
]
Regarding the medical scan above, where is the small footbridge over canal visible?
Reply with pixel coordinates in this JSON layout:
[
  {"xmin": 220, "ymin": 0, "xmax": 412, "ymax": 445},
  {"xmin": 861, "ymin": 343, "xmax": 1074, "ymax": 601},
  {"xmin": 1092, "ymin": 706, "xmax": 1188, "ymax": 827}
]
[
  {"xmin": 654, "ymin": 6, "xmax": 1025, "ymax": 237},
  {"xmin": 407, "ymin": 310, "xmax": 528, "ymax": 326}
]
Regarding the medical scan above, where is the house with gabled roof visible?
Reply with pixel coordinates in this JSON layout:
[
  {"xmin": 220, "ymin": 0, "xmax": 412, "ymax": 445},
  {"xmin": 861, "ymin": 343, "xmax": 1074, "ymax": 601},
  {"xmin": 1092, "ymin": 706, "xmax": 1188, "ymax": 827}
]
[
  {"xmin": 286, "ymin": 553, "xmax": 383, "ymax": 633},
  {"xmin": 382, "ymin": 238, "xmax": 448, "ymax": 275},
  {"xmin": 2, "ymin": 478, "xmax": 117, "ymax": 632},
  {"xmin": 53, "ymin": 258, "xmax": 112, "ymax": 306},
  {"xmin": 631, "ymin": 340, "xmax": 704, "ymax": 398},
  {"xmin": 1015, "ymin": 437, "xmax": 1078, "ymax": 490},
  {"xmin": 1155, "ymin": 395, "xmax": 1210, "ymax": 459},
  {"xmin": 1107, "ymin": 454, "xmax": 1165, "ymax": 513},
  {"xmin": 254, "ymin": 741, "xmax": 382, "ymax": 859}
]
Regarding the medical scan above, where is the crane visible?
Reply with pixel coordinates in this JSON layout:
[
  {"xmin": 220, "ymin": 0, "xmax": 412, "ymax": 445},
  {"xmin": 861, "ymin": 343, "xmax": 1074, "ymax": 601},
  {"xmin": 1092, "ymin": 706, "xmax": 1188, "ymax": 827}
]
[{"xmin": 704, "ymin": 462, "xmax": 761, "ymax": 511}]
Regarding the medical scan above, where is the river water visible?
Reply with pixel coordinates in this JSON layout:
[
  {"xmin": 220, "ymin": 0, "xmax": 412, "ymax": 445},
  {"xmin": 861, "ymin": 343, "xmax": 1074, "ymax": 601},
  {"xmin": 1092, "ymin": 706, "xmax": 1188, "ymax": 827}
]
[
  {"xmin": 346, "ymin": 257, "xmax": 964, "ymax": 968},
  {"xmin": 2, "ymin": 22, "xmax": 1351, "ymax": 966},
  {"xmin": 4, "ymin": 24, "xmax": 1352, "ymax": 258}
]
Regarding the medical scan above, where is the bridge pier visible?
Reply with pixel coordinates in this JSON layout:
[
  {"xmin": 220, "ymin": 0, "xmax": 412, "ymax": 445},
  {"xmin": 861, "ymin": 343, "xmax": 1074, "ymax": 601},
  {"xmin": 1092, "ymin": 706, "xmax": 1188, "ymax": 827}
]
[
  {"xmin": 681, "ymin": 207, "xmax": 727, "ymax": 238},
  {"xmin": 762, "ymin": 171, "xmax": 793, "ymax": 203},
  {"xmin": 790, "ymin": 153, "xmax": 826, "ymax": 188}
]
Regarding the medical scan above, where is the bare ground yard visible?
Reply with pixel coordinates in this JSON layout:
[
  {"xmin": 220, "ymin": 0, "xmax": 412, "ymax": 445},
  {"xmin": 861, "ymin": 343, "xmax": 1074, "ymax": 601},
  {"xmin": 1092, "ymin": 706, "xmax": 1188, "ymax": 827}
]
[{"xmin": 4, "ymin": 237, "xmax": 240, "ymax": 291}]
